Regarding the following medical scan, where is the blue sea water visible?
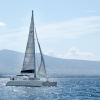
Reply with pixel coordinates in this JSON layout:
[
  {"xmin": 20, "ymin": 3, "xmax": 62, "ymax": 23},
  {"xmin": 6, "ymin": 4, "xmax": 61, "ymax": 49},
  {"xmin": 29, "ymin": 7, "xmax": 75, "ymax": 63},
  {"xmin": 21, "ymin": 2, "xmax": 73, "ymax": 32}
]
[{"xmin": 0, "ymin": 76, "xmax": 100, "ymax": 100}]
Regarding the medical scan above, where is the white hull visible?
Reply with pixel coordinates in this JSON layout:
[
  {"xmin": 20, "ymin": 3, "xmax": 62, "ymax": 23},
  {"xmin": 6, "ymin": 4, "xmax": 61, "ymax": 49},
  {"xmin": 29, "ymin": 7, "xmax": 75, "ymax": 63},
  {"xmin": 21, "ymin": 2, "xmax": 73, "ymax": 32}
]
[
  {"xmin": 6, "ymin": 80, "xmax": 57, "ymax": 87},
  {"xmin": 42, "ymin": 81, "xmax": 57, "ymax": 86},
  {"xmin": 6, "ymin": 80, "xmax": 43, "ymax": 87}
]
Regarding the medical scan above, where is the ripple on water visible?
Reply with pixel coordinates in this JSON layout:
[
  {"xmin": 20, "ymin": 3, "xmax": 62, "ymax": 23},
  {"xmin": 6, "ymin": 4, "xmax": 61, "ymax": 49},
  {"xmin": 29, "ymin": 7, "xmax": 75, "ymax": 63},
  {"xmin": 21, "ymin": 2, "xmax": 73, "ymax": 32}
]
[{"xmin": 0, "ymin": 77, "xmax": 100, "ymax": 100}]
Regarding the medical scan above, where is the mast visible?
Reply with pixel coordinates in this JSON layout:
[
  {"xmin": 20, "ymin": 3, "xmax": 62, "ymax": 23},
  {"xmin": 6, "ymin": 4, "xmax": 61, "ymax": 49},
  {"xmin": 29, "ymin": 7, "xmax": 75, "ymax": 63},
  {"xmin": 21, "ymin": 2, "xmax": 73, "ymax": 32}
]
[{"xmin": 32, "ymin": 10, "xmax": 36, "ymax": 78}]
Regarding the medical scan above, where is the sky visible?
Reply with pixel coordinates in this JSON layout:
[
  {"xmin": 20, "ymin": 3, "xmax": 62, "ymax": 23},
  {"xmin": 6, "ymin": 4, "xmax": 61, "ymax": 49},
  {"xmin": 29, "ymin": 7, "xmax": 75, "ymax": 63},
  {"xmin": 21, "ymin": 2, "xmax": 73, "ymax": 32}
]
[{"xmin": 0, "ymin": 0, "xmax": 100, "ymax": 61}]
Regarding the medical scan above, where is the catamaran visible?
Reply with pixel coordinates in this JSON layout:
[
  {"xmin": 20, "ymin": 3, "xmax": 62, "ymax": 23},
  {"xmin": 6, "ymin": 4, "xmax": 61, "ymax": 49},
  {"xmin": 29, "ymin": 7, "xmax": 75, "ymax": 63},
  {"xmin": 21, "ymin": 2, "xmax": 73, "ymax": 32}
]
[{"xmin": 6, "ymin": 11, "xmax": 57, "ymax": 87}]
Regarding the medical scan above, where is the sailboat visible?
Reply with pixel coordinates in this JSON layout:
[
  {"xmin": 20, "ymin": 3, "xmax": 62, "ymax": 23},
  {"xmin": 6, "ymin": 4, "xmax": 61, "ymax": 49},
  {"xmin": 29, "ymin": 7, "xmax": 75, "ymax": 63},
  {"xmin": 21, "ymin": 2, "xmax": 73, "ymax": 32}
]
[{"xmin": 6, "ymin": 11, "xmax": 57, "ymax": 87}]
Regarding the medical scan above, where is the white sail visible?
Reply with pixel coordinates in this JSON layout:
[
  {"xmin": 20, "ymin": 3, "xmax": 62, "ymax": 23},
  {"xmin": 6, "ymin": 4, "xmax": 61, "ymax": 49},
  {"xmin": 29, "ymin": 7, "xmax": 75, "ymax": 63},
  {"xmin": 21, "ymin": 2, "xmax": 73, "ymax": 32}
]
[
  {"xmin": 38, "ymin": 57, "xmax": 47, "ymax": 77},
  {"xmin": 21, "ymin": 11, "xmax": 36, "ymax": 74},
  {"xmin": 35, "ymin": 29, "xmax": 47, "ymax": 77}
]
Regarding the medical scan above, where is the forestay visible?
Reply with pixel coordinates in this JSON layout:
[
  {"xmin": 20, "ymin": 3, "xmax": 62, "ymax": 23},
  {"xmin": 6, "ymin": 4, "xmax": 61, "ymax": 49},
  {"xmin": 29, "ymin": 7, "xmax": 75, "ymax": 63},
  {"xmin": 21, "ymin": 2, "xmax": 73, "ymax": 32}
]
[{"xmin": 35, "ymin": 29, "xmax": 47, "ymax": 78}]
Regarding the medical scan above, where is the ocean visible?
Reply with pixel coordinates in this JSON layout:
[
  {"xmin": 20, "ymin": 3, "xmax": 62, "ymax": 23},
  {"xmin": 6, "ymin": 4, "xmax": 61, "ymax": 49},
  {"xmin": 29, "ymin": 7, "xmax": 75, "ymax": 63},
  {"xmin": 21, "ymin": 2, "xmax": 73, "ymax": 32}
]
[{"xmin": 0, "ymin": 76, "xmax": 100, "ymax": 100}]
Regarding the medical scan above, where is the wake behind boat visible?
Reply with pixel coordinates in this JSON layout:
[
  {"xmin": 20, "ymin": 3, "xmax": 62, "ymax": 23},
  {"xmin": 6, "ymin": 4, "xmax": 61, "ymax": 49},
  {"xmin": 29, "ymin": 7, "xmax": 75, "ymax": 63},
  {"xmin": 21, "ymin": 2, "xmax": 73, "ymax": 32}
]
[{"xmin": 6, "ymin": 10, "xmax": 57, "ymax": 87}]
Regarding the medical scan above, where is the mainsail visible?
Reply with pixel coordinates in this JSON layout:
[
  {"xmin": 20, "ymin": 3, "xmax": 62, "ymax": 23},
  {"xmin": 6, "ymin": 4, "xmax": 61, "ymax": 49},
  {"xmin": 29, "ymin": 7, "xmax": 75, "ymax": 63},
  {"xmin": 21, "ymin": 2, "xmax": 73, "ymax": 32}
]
[{"xmin": 21, "ymin": 11, "xmax": 36, "ymax": 77}]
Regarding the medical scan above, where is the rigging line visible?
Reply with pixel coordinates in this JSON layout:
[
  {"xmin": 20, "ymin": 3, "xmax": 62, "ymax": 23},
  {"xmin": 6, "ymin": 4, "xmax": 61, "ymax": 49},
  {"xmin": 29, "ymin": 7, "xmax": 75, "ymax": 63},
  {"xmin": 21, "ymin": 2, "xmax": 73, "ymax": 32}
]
[
  {"xmin": 34, "ymin": 28, "xmax": 39, "ymax": 72},
  {"xmin": 34, "ymin": 27, "xmax": 43, "ymax": 61},
  {"xmin": 35, "ymin": 27, "xmax": 47, "ymax": 77},
  {"xmin": 34, "ymin": 28, "xmax": 42, "ymax": 56}
]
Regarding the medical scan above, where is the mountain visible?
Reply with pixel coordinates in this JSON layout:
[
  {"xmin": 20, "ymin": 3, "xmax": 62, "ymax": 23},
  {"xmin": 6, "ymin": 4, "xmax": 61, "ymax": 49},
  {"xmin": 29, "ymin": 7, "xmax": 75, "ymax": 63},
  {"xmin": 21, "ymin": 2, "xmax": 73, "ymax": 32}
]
[
  {"xmin": 0, "ymin": 49, "xmax": 100, "ymax": 76},
  {"xmin": 0, "ymin": 49, "xmax": 23, "ymax": 74}
]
